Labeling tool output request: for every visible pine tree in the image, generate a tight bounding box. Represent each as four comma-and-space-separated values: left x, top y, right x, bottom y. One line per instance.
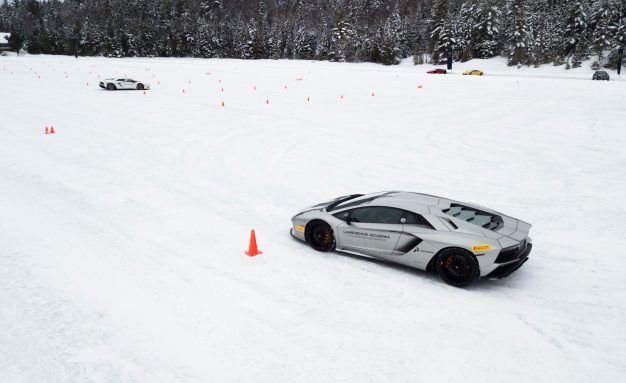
591, 0, 623, 64
328, 10, 354, 62
563, 0, 590, 67
428, 0, 451, 63
433, 22, 455, 64
8, 27, 23, 53
506, 0, 530, 66
379, 6, 404, 65
472, 4, 501, 59
294, 22, 316, 60
455, 2, 476, 62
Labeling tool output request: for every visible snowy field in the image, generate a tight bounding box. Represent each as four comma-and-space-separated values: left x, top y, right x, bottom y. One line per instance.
1, 55, 625, 383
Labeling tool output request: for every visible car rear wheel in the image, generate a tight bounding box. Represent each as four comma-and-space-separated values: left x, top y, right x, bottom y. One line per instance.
137, 83, 144, 90
435, 248, 480, 287
305, 221, 335, 252
106, 83, 116, 90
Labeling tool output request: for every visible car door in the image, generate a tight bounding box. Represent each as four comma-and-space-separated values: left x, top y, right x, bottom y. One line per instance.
335, 206, 404, 258
391, 211, 440, 268
115, 79, 128, 89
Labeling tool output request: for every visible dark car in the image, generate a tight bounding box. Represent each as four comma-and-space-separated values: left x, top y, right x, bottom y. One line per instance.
592, 71, 610, 81
427, 68, 447, 74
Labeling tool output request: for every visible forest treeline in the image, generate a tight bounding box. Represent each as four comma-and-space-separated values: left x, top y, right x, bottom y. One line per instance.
1, 0, 624, 68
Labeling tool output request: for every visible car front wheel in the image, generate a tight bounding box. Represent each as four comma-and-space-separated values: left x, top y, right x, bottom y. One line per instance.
305, 221, 335, 252
106, 83, 116, 90
435, 248, 480, 287
137, 83, 144, 90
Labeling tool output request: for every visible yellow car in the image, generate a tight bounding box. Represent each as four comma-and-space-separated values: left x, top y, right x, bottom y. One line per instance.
462, 70, 483, 76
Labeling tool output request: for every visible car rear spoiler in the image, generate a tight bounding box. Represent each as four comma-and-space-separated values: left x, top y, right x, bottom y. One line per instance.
326, 194, 364, 212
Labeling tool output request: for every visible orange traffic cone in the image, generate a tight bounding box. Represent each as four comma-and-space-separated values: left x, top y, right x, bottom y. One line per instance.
245, 230, 262, 256
221, 101, 225, 107
50, 126, 56, 134
45, 126, 49, 134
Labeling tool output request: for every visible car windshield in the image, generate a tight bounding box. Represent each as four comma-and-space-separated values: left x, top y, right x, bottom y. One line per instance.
330, 192, 392, 211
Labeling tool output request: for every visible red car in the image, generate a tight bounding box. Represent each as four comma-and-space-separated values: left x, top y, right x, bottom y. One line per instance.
427, 68, 447, 74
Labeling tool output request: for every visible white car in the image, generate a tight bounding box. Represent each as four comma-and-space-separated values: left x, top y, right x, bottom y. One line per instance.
291, 192, 532, 287
99, 78, 150, 91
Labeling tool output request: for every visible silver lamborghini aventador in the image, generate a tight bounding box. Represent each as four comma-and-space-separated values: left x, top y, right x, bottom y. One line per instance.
290, 192, 532, 287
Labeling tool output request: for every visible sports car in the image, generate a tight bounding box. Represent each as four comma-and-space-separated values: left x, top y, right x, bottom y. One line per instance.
462, 70, 483, 76
290, 192, 532, 287
99, 78, 150, 90
427, 68, 447, 74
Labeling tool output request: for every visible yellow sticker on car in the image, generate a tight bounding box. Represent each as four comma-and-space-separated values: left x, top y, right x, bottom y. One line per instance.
472, 244, 491, 252
294, 225, 305, 233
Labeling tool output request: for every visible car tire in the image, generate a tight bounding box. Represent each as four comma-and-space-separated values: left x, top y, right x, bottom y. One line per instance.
305, 220, 335, 252
137, 83, 144, 90
106, 83, 116, 91
435, 248, 480, 287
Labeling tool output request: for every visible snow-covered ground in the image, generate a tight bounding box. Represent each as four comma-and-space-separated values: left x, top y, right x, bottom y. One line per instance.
1, 55, 625, 383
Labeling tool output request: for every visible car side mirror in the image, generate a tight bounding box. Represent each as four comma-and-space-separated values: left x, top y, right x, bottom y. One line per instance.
346, 215, 352, 225
400, 217, 406, 224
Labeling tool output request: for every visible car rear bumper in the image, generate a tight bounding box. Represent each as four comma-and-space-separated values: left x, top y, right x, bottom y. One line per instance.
485, 243, 532, 279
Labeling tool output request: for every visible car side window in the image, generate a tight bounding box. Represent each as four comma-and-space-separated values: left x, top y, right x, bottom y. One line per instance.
402, 211, 435, 229
333, 210, 350, 222
350, 207, 403, 224
117, 79, 124, 81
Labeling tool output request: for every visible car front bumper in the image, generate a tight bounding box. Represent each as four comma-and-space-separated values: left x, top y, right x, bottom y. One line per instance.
290, 227, 306, 242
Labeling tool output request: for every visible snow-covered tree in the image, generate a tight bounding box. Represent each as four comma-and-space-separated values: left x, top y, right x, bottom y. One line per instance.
0, 0, 611, 67
472, 4, 502, 59
563, 0, 590, 67
506, 0, 530, 66
591, 0, 623, 63
328, 10, 354, 62
429, 0, 454, 64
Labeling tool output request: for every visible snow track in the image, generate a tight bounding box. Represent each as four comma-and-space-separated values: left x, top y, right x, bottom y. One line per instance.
1, 56, 625, 382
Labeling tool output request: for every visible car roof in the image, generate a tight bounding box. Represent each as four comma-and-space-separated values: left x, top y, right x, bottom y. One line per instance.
332, 191, 444, 214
